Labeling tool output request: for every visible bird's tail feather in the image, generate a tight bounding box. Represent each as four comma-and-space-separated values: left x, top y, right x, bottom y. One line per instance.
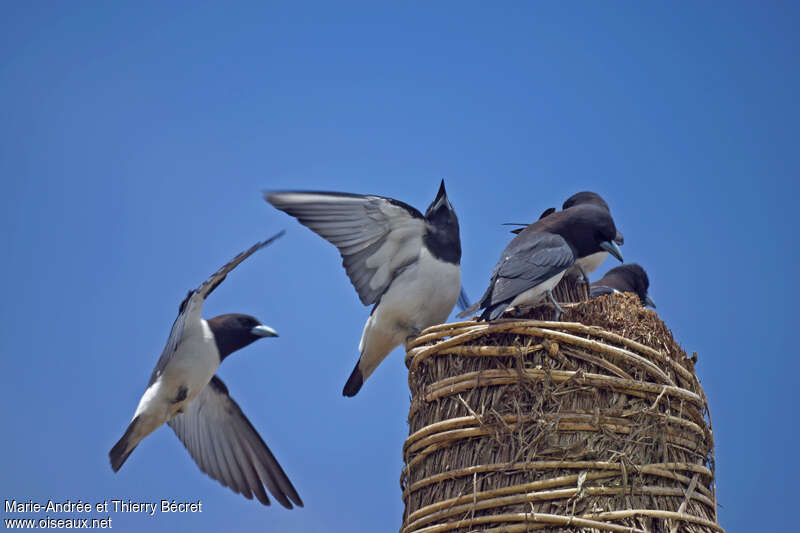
345, 314, 396, 397
456, 302, 482, 319
342, 364, 364, 397
109, 416, 141, 472
485, 302, 508, 321
456, 288, 472, 314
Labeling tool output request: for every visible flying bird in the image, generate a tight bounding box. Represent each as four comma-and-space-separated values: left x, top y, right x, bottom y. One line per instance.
590, 263, 656, 308
109, 232, 303, 509
505, 191, 624, 282
265, 180, 461, 397
458, 203, 623, 321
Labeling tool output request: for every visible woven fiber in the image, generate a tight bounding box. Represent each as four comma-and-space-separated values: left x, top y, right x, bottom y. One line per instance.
401, 290, 722, 533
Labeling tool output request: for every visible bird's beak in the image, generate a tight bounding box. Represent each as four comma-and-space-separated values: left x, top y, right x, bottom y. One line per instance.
614, 230, 624, 246
645, 295, 657, 308
429, 179, 452, 211
251, 325, 279, 338
599, 241, 624, 262
437, 179, 447, 198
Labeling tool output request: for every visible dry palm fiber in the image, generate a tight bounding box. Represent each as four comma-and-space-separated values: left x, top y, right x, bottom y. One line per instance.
401, 281, 722, 533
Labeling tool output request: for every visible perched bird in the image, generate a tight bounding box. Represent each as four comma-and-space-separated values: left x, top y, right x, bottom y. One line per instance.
590, 263, 656, 308
266, 180, 461, 397
505, 191, 624, 282
458, 203, 623, 321
109, 232, 303, 509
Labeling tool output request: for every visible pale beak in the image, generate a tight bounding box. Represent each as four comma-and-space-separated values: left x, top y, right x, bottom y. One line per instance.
599, 240, 624, 263
251, 325, 279, 338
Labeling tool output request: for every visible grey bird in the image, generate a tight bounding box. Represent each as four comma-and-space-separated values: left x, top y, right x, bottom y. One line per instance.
505, 191, 624, 283
458, 203, 623, 321
590, 263, 656, 308
109, 232, 303, 508
265, 180, 461, 397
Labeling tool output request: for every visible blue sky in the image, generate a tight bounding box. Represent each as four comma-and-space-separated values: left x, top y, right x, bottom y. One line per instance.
1, 2, 797, 531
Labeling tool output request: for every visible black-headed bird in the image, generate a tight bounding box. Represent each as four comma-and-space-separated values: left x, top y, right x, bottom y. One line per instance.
109, 232, 302, 508
590, 263, 656, 308
266, 181, 462, 397
459, 203, 622, 321
505, 191, 624, 282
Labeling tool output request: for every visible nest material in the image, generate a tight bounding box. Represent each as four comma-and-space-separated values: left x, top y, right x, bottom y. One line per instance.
401, 285, 722, 533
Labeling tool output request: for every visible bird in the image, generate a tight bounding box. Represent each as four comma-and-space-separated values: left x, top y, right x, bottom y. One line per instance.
504, 191, 624, 283
109, 231, 303, 509
265, 180, 461, 397
590, 263, 656, 308
458, 202, 623, 321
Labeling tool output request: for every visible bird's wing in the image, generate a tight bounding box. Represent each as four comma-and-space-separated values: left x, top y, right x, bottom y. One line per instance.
503, 208, 557, 235
500, 222, 530, 235
266, 191, 426, 305
485, 232, 575, 306
148, 232, 285, 386
168, 376, 302, 509
457, 232, 573, 318
456, 287, 472, 314
147, 309, 189, 386
589, 285, 616, 298
539, 207, 556, 219
194, 231, 285, 301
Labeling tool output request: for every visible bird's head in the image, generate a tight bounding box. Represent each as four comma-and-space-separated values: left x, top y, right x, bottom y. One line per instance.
423, 180, 461, 263
562, 191, 624, 245
207, 313, 278, 361
562, 191, 610, 212
622, 264, 656, 308
559, 206, 624, 263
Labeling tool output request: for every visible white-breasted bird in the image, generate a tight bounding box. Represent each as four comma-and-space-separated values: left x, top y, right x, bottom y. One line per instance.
266, 180, 461, 397
109, 231, 302, 508
459, 203, 623, 321
505, 191, 625, 283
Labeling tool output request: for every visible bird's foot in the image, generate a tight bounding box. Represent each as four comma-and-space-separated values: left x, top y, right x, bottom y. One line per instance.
547, 290, 565, 321
405, 328, 423, 346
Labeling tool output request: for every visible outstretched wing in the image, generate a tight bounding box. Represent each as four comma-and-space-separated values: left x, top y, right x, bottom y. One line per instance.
194, 230, 286, 302
168, 376, 303, 508
266, 191, 426, 305
148, 231, 285, 386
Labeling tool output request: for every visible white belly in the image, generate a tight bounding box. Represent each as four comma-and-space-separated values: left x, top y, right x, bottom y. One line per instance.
569, 251, 608, 278
509, 271, 565, 308
375, 247, 461, 334
134, 319, 219, 422
356, 248, 460, 379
